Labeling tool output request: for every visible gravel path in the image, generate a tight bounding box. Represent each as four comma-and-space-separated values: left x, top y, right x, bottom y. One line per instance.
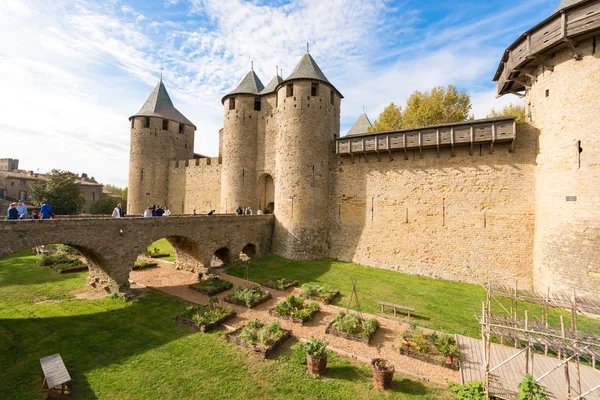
130, 264, 460, 386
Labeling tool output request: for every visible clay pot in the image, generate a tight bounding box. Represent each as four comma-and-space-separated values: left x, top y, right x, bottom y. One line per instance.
371, 358, 395, 390
306, 352, 327, 375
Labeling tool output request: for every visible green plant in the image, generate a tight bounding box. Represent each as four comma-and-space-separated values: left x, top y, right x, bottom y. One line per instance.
301, 283, 337, 303
208, 296, 219, 308
516, 374, 548, 400
181, 304, 233, 327
448, 381, 485, 400
38, 253, 85, 271
226, 286, 269, 307
238, 320, 284, 347
193, 276, 233, 295
274, 295, 319, 321
304, 337, 328, 359
373, 359, 393, 372
331, 312, 379, 338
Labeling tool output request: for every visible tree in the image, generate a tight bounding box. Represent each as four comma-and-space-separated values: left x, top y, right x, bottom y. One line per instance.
488, 103, 526, 123
90, 197, 126, 215
104, 184, 125, 197
30, 169, 85, 215
368, 102, 402, 132
402, 85, 472, 128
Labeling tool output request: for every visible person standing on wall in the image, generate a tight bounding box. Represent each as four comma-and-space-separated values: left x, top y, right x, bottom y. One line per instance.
40, 202, 53, 219
16, 200, 28, 218
143, 206, 153, 217
236, 206, 242, 215
154, 205, 165, 217
245, 207, 252, 215
163, 206, 171, 216
6, 203, 19, 220
112, 203, 123, 218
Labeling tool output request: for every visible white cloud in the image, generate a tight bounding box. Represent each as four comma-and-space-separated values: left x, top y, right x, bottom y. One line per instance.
0, 0, 554, 187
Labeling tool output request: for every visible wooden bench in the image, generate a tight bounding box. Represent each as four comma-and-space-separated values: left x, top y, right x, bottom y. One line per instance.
378, 301, 415, 319
40, 354, 71, 397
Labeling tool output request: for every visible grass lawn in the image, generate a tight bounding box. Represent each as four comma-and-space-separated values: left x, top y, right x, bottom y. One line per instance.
0, 250, 449, 400
145, 238, 176, 262
227, 256, 599, 339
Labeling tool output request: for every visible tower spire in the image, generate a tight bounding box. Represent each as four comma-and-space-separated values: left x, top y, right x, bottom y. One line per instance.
160, 67, 163, 82
306, 42, 309, 53
251, 61, 254, 71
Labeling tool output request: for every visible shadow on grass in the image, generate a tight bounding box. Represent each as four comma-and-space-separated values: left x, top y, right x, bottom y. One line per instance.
0, 250, 84, 288
388, 378, 429, 395
0, 291, 192, 400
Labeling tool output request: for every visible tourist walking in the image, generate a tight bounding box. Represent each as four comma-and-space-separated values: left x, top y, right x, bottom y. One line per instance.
16, 200, 28, 218
6, 203, 19, 220
112, 203, 124, 218
40, 202, 53, 219
236, 206, 242, 215
256, 208, 263, 215
143, 206, 153, 217
154, 205, 165, 217
163, 207, 171, 216
245, 207, 253, 215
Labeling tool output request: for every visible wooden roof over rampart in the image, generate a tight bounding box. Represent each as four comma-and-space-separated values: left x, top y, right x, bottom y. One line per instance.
494, 0, 600, 96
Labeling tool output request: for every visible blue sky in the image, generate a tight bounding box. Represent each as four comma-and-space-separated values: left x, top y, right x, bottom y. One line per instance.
0, 0, 558, 187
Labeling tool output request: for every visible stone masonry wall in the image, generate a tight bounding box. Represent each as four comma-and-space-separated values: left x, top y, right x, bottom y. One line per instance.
168, 157, 222, 214
328, 123, 538, 286
529, 39, 600, 298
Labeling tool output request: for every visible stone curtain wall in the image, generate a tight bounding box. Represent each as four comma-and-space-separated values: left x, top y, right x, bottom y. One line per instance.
168, 158, 222, 214
327, 123, 538, 286
529, 39, 600, 298
0, 215, 275, 293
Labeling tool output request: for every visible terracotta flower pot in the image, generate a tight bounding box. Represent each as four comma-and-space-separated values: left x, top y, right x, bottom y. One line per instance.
306, 352, 327, 375
371, 358, 394, 390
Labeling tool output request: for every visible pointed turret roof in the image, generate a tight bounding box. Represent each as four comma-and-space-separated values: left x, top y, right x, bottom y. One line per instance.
346, 113, 373, 136
221, 70, 265, 103
260, 74, 283, 95
278, 52, 343, 98
557, 0, 585, 11
129, 79, 195, 127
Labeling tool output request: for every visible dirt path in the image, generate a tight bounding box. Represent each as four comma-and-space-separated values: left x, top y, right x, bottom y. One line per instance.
130, 264, 460, 386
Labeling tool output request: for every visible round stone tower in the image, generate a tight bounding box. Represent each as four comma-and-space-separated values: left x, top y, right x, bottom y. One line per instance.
272, 52, 342, 259
128, 78, 195, 215
494, 0, 600, 298
220, 70, 264, 213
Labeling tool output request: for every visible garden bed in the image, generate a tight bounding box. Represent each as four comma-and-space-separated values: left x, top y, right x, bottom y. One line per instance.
325, 312, 379, 345
175, 304, 236, 333
300, 283, 339, 304
38, 253, 88, 274
260, 278, 298, 291
400, 328, 459, 370
132, 260, 158, 271
52, 265, 89, 274
148, 253, 171, 259
269, 295, 320, 325
188, 275, 233, 296
224, 286, 272, 308
225, 320, 292, 358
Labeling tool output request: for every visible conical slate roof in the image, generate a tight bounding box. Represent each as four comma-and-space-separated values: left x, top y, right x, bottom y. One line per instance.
279, 52, 343, 98
130, 79, 195, 127
221, 70, 265, 103
260, 74, 283, 94
346, 113, 372, 136
557, 0, 585, 11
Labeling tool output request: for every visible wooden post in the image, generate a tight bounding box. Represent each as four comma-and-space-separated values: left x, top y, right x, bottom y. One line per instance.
482, 302, 490, 400
561, 315, 571, 399
525, 310, 530, 374
572, 292, 582, 397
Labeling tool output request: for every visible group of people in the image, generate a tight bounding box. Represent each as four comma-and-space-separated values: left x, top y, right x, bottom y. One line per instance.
235, 206, 272, 216
5, 200, 54, 220
142, 205, 171, 217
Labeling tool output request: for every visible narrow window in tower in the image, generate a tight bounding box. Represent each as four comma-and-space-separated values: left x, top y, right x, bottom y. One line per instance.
179, 124, 184, 134
254, 97, 261, 111
545, 89, 550, 97
162, 119, 169, 130
330, 90, 334, 105
593, 36, 597, 55
229, 97, 236, 110
131, 119, 134, 129
577, 140, 583, 169
311, 82, 318, 97
144, 117, 150, 128
286, 84, 293, 97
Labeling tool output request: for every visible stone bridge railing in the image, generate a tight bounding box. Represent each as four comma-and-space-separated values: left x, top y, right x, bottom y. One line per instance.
0, 215, 275, 293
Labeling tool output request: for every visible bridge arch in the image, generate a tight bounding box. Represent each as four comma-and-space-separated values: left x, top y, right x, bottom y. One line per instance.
211, 247, 231, 267
240, 243, 257, 258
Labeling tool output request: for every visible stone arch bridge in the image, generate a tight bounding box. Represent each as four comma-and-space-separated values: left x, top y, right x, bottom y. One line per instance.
0, 215, 274, 293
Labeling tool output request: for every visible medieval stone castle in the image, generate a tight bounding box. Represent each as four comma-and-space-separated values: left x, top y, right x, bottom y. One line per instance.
127, 0, 600, 300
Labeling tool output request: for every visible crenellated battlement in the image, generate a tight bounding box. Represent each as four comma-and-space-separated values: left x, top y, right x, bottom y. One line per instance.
171, 157, 222, 170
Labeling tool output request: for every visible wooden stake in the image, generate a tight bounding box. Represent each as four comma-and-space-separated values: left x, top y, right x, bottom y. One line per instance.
561, 315, 572, 399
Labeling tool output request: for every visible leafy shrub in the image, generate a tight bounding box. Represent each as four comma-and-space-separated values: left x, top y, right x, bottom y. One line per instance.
226, 286, 269, 307
274, 295, 319, 321
132, 259, 156, 270
331, 312, 379, 339
239, 320, 284, 347
38, 253, 85, 271
516, 374, 548, 400
373, 359, 394, 372
301, 283, 338, 303
448, 381, 485, 400
180, 304, 233, 327
263, 277, 296, 290
193, 276, 233, 295
402, 327, 459, 360
304, 337, 328, 359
